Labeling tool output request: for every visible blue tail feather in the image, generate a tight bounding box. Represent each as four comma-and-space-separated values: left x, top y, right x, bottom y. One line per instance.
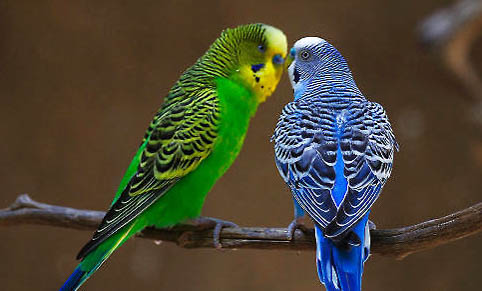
315, 213, 370, 291
59, 267, 86, 291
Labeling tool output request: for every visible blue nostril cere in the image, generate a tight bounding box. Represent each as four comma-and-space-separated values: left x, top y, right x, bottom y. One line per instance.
290, 48, 296, 57
251, 63, 264, 73
273, 54, 284, 65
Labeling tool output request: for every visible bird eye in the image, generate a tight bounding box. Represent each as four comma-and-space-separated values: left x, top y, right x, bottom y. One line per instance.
300, 50, 311, 61
257, 44, 266, 53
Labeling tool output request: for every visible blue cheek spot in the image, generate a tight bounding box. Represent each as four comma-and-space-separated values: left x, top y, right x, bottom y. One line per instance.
251, 63, 265, 73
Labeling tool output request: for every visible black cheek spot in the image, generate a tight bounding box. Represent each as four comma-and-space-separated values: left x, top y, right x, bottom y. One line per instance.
293, 67, 300, 83
261, 85, 264, 89
255, 76, 260, 83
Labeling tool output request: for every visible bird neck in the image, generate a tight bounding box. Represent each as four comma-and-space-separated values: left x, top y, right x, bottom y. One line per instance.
216, 77, 259, 118
295, 74, 363, 101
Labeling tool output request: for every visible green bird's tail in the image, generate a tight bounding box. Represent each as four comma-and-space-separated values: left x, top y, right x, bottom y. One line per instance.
59, 222, 138, 291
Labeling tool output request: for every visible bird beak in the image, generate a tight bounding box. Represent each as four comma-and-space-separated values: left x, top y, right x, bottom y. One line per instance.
284, 53, 294, 71
284, 47, 296, 71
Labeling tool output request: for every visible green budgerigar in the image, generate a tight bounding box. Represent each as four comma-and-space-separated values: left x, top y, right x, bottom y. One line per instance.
60, 23, 287, 290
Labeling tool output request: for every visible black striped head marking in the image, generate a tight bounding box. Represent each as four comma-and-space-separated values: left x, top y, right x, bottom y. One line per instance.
287, 37, 361, 99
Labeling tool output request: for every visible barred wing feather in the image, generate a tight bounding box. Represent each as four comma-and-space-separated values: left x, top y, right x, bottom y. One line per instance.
77, 86, 220, 259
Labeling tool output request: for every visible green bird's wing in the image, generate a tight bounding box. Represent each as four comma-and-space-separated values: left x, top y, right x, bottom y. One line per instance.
77, 85, 220, 259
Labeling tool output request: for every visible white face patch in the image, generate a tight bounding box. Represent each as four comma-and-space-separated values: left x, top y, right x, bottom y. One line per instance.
293, 37, 327, 51
288, 60, 296, 88
288, 37, 328, 92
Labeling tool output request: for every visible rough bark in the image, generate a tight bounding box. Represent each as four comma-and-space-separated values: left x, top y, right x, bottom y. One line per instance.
1, 194, 480, 259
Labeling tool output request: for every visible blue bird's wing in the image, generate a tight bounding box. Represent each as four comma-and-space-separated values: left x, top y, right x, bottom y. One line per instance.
325, 102, 397, 239
273, 99, 397, 239
273, 100, 338, 228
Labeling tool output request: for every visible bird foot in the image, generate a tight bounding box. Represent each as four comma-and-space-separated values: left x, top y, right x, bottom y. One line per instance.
287, 217, 309, 241
189, 216, 238, 249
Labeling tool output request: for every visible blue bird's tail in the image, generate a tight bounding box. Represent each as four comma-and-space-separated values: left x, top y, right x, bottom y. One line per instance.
315, 214, 370, 291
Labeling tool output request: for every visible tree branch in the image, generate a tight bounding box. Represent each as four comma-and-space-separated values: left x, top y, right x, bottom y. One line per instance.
1, 194, 481, 259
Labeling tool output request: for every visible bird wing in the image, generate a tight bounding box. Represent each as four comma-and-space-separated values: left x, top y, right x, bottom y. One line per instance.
77, 85, 220, 259
273, 101, 338, 228
273, 100, 397, 238
324, 101, 397, 238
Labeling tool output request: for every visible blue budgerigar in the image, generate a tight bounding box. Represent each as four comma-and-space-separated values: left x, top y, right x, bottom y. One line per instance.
273, 37, 398, 290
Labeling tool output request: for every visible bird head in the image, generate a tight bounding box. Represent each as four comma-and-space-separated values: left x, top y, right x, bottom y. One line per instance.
287, 37, 358, 99
218, 24, 288, 103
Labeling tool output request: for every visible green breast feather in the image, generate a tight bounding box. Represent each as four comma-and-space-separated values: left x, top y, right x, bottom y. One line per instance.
77, 52, 259, 260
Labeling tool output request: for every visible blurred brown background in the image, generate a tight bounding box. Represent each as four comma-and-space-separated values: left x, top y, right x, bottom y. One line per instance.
1, 1, 481, 290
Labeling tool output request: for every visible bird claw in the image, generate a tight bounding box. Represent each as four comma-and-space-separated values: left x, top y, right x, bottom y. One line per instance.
189, 216, 238, 249
287, 217, 309, 241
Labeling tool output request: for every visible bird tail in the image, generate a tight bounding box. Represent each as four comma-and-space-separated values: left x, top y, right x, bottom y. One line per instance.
59, 222, 137, 291
315, 213, 370, 291
59, 267, 86, 291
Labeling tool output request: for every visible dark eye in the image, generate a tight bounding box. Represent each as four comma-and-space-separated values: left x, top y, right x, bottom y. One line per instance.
300, 50, 311, 61
257, 44, 266, 53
